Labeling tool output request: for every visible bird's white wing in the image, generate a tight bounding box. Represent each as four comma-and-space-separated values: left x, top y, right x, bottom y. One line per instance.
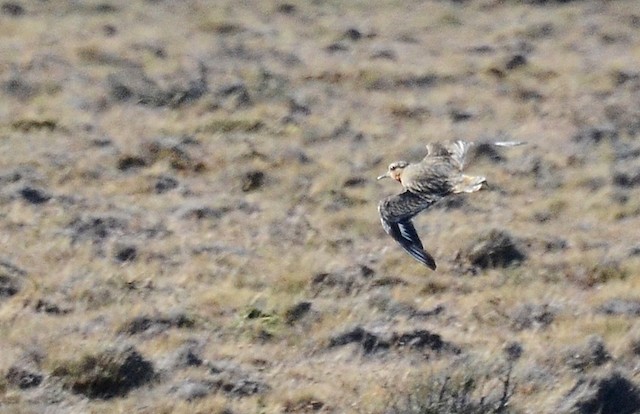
425, 140, 526, 170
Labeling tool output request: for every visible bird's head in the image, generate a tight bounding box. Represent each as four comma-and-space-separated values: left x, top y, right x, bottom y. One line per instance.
377, 161, 409, 182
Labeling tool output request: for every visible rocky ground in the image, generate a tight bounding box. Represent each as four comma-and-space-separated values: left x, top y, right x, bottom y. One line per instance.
1, 0, 640, 413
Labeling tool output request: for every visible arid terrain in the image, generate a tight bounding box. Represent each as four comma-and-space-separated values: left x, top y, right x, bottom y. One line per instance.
1, 0, 640, 413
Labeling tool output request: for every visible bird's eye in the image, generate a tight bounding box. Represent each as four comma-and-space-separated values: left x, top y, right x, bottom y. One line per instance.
390, 165, 396, 171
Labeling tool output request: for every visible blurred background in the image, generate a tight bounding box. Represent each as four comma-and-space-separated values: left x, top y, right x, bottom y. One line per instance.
1, 1, 640, 413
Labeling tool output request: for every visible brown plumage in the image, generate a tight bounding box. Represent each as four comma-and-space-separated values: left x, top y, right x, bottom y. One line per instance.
377, 140, 523, 270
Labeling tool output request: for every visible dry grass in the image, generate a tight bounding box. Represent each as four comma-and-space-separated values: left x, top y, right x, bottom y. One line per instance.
1, 0, 640, 413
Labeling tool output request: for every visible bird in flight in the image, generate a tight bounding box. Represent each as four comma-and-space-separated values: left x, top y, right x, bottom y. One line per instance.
377, 140, 523, 270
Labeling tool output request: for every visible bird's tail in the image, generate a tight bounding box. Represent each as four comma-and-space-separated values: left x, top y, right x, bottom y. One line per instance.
452, 174, 486, 193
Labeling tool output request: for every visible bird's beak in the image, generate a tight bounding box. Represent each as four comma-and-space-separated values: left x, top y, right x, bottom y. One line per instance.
377, 172, 390, 180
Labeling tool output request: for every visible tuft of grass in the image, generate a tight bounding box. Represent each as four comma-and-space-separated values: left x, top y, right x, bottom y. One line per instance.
566, 261, 629, 288
385, 361, 518, 414
438, 12, 463, 27
197, 117, 264, 134
233, 307, 282, 341
11, 118, 59, 132
51, 346, 154, 399
76, 45, 131, 66
196, 18, 244, 34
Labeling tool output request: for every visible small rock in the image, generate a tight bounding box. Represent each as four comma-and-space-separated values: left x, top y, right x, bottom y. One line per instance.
140, 136, 204, 171
344, 28, 362, 41
241, 170, 265, 192
107, 64, 208, 108
517, 88, 543, 101
117, 155, 147, 171
170, 379, 214, 401
449, 108, 473, 122
612, 69, 639, 86
468, 44, 495, 54
102, 24, 117, 36
107, 69, 163, 104
511, 303, 555, 331
284, 398, 325, 413
392, 330, 444, 351
309, 270, 363, 297
114, 245, 137, 263
35, 298, 72, 315
611, 141, 640, 161
154, 175, 179, 193
217, 82, 251, 107
218, 82, 248, 97
19, 186, 51, 204
526, 22, 554, 38
343, 176, 366, 187
612, 166, 640, 188
370, 48, 396, 60
514, 154, 563, 189
360, 265, 375, 278
505, 54, 527, 70
276, 3, 296, 14
158, 341, 203, 371
628, 338, 640, 356
378, 299, 444, 319
91, 138, 112, 147
12, 119, 57, 132
566, 336, 611, 372
0, 259, 26, 299
284, 301, 312, 325
179, 204, 230, 220
598, 298, 640, 316
3, 77, 35, 99
458, 229, 526, 271
396, 74, 438, 89
573, 124, 618, 145
68, 215, 128, 245
324, 189, 366, 211
173, 347, 203, 369
279, 146, 312, 164
216, 377, 270, 397
328, 326, 388, 354
558, 372, 640, 414
325, 42, 349, 53
52, 346, 154, 399
328, 326, 457, 355
5, 366, 43, 389
208, 362, 270, 397
119, 312, 195, 335
288, 96, 311, 116
542, 237, 568, 252
0, 274, 20, 298
94, 3, 117, 13
370, 276, 408, 287
1, 2, 24, 16
503, 341, 524, 361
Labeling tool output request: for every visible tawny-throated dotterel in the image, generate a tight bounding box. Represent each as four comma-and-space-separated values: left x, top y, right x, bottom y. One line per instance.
377, 140, 523, 270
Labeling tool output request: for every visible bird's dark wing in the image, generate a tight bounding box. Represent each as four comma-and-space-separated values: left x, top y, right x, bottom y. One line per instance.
381, 218, 437, 270
378, 191, 438, 270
